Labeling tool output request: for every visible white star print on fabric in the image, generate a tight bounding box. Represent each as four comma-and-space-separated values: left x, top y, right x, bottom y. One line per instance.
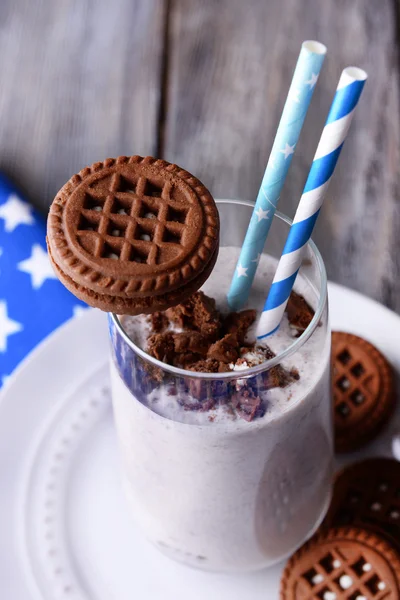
268, 154, 277, 170
0, 194, 35, 232
251, 253, 261, 264
0, 177, 89, 390
280, 143, 295, 159
237, 264, 248, 278
0, 301, 23, 352
290, 88, 301, 103
73, 305, 90, 319
305, 73, 319, 89
17, 244, 57, 290
255, 207, 269, 222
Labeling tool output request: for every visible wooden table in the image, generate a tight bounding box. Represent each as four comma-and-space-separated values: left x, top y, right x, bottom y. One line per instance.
1, 0, 399, 310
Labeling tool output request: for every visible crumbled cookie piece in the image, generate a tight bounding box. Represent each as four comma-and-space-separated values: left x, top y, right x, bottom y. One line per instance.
165, 291, 221, 339
207, 333, 240, 363
286, 291, 314, 335
147, 332, 175, 363
148, 311, 169, 333
173, 331, 210, 357
232, 388, 262, 422
223, 309, 257, 342
174, 352, 201, 369
240, 345, 275, 367
260, 364, 297, 391
189, 359, 230, 373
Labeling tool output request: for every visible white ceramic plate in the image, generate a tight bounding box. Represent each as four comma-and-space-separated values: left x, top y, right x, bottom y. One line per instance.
1, 283, 399, 600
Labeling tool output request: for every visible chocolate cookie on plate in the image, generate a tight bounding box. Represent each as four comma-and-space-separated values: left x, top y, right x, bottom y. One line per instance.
332, 332, 395, 453
281, 526, 400, 599
323, 458, 400, 550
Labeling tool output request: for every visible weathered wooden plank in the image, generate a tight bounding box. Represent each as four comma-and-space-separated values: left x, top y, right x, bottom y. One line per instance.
0, 0, 165, 213
164, 0, 400, 311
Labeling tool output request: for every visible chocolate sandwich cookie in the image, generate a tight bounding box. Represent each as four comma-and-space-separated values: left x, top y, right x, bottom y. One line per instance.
332, 332, 395, 453
323, 458, 400, 549
280, 527, 400, 599
47, 156, 219, 314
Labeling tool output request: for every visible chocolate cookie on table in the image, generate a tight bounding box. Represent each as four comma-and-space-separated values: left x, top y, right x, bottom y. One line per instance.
323, 458, 400, 550
280, 526, 400, 599
47, 156, 219, 314
332, 332, 395, 453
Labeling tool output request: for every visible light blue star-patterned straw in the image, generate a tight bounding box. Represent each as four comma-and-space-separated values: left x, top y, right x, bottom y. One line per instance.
257, 66, 368, 339
227, 40, 327, 311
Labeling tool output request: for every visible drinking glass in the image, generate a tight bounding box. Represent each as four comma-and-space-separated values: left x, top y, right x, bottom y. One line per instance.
109, 199, 333, 572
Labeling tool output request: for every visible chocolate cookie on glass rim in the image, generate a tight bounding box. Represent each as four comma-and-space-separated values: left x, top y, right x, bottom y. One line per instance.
47, 156, 219, 315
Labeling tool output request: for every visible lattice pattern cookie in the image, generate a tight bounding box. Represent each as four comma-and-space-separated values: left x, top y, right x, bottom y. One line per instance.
47, 156, 219, 314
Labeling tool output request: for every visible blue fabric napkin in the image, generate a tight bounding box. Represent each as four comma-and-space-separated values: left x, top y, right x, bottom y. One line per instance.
0, 174, 88, 389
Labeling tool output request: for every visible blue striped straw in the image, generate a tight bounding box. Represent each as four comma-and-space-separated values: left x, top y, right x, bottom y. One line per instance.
256, 66, 368, 339
227, 41, 327, 311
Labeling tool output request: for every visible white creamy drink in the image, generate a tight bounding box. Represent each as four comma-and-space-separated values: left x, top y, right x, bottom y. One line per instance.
109, 246, 333, 572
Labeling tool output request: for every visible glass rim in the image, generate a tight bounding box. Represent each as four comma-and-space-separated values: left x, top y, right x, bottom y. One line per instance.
110, 199, 328, 381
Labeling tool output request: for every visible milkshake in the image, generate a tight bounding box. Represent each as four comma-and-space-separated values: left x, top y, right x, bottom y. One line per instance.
45, 157, 333, 572
109, 201, 333, 571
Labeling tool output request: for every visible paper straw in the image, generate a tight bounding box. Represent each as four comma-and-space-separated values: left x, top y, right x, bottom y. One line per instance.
256, 66, 368, 339
227, 40, 327, 311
